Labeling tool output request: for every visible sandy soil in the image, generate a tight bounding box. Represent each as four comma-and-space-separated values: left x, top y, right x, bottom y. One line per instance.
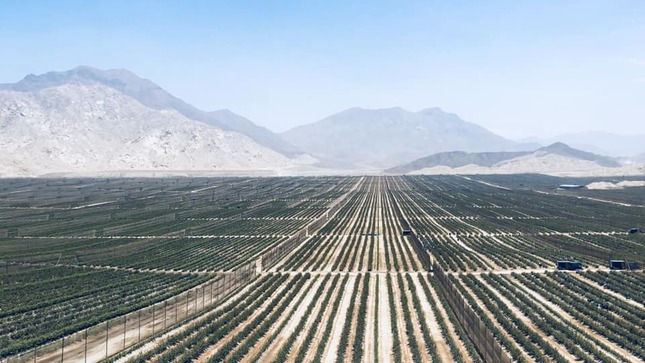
241, 276, 321, 362
475, 274, 580, 362
112, 277, 259, 363
571, 272, 643, 308
377, 274, 393, 363
194, 278, 295, 362
399, 275, 434, 362
421, 275, 473, 362
456, 275, 534, 363
301, 278, 345, 362
364, 274, 376, 363
287, 277, 337, 362
508, 274, 641, 362
35, 276, 234, 363
387, 274, 413, 363
409, 274, 454, 363
338, 275, 364, 361
322, 274, 356, 363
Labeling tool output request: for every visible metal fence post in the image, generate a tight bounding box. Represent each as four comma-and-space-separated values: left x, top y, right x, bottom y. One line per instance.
138, 310, 141, 342
123, 316, 127, 349
105, 320, 109, 359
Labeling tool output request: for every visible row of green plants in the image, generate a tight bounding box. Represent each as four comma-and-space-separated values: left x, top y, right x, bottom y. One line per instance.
0, 267, 210, 358
515, 272, 644, 359
583, 271, 645, 303
488, 273, 620, 362
124, 273, 282, 363
269, 274, 337, 362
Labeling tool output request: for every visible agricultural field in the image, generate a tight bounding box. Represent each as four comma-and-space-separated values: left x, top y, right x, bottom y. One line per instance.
1, 175, 644, 362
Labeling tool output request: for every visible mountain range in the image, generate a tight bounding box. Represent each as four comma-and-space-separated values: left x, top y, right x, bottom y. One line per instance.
281, 107, 536, 169
0, 66, 301, 158
386, 142, 644, 176
0, 66, 642, 177
518, 132, 645, 158
0, 83, 294, 177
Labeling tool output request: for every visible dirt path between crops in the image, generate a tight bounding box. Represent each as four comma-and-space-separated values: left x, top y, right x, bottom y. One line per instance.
571, 272, 644, 308
193, 279, 295, 363
409, 274, 454, 363
287, 277, 335, 362
242, 276, 321, 362
475, 275, 579, 362
456, 276, 534, 363
301, 277, 344, 362
507, 274, 641, 363
36, 277, 236, 363
388, 275, 413, 363
339, 276, 363, 361
364, 274, 376, 363
421, 275, 473, 362
378, 274, 393, 363
110, 277, 256, 363
322, 274, 356, 363
399, 275, 434, 362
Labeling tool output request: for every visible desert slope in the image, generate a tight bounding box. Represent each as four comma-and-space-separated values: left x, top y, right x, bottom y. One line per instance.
0, 84, 292, 177
0, 66, 302, 157
281, 107, 534, 168
388, 143, 644, 176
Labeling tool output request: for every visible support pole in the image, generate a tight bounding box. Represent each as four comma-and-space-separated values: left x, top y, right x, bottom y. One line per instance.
123, 316, 127, 349
138, 310, 141, 342
105, 320, 109, 359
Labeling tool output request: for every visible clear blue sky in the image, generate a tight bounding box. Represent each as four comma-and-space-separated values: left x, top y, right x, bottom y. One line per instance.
1, 0, 644, 138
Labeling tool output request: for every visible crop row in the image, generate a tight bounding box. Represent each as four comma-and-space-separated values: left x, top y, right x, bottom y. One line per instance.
0, 266, 210, 358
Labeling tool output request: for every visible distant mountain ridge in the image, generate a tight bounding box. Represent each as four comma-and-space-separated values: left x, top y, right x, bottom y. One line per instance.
386, 142, 633, 176
0, 66, 302, 157
518, 131, 645, 158
0, 83, 294, 177
386, 151, 528, 173
280, 107, 536, 168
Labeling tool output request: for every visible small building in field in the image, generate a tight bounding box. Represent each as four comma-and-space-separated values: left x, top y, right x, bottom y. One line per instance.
610, 260, 626, 269
556, 260, 582, 270
558, 184, 584, 190
610, 260, 640, 270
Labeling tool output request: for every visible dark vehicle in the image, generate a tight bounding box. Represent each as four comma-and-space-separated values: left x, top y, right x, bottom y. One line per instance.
556, 260, 582, 270
628, 228, 639, 234
402, 229, 411, 236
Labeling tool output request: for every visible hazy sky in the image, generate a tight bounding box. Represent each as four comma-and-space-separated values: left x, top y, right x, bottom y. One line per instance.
1, 0, 644, 139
